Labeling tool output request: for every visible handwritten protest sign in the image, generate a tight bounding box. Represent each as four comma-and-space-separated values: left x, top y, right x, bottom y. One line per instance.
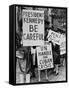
37, 41, 53, 70
60, 35, 66, 55
47, 30, 62, 45
22, 10, 44, 46
47, 30, 66, 55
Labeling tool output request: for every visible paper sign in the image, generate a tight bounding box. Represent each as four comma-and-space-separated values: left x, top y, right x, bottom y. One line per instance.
22, 10, 44, 46
47, 30, 62, 45
37, 41, 53, 70
47, 30, 66, 54
60, 35, 66, 55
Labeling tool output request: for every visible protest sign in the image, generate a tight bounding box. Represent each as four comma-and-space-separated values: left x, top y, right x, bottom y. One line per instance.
47, 30, 66, 54
22, 10, 44, 46
37, 41, 53, 70
47, 30, 62, 45
60, 35, 66, 55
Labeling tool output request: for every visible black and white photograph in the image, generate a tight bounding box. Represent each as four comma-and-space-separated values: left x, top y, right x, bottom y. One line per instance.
9, 5, 67, 85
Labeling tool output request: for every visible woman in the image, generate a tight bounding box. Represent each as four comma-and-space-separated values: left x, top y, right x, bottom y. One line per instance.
52, 42, 60, 75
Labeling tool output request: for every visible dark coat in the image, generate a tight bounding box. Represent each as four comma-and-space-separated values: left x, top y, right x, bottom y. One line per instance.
52, 43, 60, 64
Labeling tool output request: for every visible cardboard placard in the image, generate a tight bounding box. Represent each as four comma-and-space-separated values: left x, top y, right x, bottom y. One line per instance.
37, 41, 53, 70
47, 30, 62, 45
47, 30, 66, 55
22, 10, 44, 46
60, 35, 66, 55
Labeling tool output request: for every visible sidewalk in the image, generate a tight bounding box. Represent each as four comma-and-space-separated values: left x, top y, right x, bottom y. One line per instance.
48, 65, 66, 81
30, 63, 66, 83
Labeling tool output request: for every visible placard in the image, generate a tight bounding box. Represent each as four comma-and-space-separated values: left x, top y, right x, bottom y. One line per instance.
37, 41, 53, 70
60, 35, 66, 55
47, 30, 62, 45
22, 10, 44, 46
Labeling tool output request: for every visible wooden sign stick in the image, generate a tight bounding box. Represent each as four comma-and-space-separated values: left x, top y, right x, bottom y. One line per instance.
33, 52, 35, 65
45, 69, 48, 80
38, 70, 41, 82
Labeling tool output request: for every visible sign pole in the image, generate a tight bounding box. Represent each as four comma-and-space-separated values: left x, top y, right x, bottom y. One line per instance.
45, 69, 48, 80
33, 51, 35, 65
38, 69, 41, 82
26, 51, 30, 83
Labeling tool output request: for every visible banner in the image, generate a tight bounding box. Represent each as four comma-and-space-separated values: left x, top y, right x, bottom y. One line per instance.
37, 41, 53, 70
22, 10, 44, 46
47, 30, 62, 45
